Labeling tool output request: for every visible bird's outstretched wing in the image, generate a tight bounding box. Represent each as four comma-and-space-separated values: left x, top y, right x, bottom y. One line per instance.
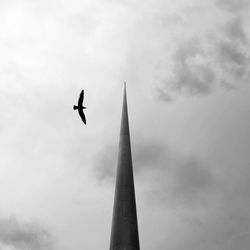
78, 108, 86, 124
78, 90, 84, 107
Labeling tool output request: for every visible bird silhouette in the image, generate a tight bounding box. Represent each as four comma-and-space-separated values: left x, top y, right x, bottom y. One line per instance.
73, 90, 87, 124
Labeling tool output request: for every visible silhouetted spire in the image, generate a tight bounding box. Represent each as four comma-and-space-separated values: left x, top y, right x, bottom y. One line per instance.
120, 82, 129, 136
110, 83, 140, 250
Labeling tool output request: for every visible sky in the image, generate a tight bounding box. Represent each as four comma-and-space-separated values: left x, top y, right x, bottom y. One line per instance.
0, 0, 250, 249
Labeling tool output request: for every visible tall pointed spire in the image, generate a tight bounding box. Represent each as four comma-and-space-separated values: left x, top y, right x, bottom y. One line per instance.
110, 83, 140, 250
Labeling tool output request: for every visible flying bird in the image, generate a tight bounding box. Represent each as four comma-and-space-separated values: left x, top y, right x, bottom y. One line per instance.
73, 90, 87, 124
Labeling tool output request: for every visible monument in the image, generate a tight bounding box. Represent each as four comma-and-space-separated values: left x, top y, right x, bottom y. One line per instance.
109, 83, 140, 250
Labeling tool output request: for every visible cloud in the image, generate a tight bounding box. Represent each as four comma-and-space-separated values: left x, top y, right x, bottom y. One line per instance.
156, 180, 250, 250
157, 31, 249, 100
0, 216, 53, 250
167, 38, 215, 96
146, 156, 217, 209
155, 2, 250, 101
215, 18, 250, 79
223, 18, 247, 44
216, 0, 250, 12
132, 137, 167, 172
172, 158, 214, 197
156, 37, 215, 99
156, 87, 173, 102
152, 149, 250, 250
93, 135, 216, 208
156, 211, 250, 250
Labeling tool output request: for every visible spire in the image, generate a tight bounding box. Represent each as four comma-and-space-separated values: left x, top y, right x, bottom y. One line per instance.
110, 83, 140, 250
120, 82, 129, 136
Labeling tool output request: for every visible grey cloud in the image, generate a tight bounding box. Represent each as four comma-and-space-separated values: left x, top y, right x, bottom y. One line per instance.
156, 87, 173, 102
147, 156, 216, 208
157, 38, 215, 99
132, 137, 167, 171
224, 18, 247, 44
216, 18, 250, 78
152, 158, 250, 250
220, 80, 237, 90
157, 17, 249, 101
216, 0, 250, 12
0, 216, 53, 250
217, 41, 248, 77
94, 136, 216, 208
157, 213, 250, 250
152, 139, 250, 250
157, 189, 250, 250
169, 39, 215, 96
172, 158, 214, 196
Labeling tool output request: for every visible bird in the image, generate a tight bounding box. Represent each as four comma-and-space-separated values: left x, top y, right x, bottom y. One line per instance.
73, 90, 87, 124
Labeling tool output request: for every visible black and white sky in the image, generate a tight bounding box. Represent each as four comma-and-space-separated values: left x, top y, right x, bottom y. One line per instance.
1, 0, 250, 249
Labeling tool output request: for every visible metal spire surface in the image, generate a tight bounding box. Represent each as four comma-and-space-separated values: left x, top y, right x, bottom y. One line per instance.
109, 83, 140, 250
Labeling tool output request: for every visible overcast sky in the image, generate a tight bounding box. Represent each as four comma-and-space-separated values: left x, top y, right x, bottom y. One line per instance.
1, 0, 250, 249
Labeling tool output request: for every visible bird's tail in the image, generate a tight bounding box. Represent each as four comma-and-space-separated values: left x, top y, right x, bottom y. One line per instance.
73, 105, 78, 110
